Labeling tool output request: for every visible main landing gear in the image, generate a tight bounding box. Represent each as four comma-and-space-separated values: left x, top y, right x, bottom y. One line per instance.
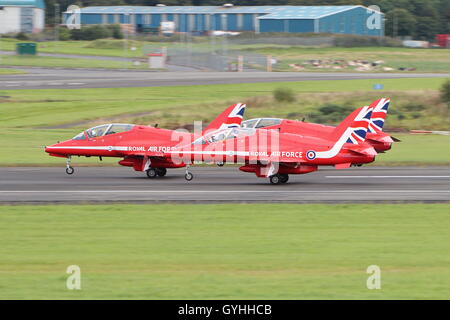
66, 157, 74, 175
146, 167, 167, 178
269, 173, 289, 185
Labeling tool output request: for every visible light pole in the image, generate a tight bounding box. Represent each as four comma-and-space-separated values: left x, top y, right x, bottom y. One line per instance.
54, 3, 60, 41
124, 12, 130, 69
221, 13, 228, 71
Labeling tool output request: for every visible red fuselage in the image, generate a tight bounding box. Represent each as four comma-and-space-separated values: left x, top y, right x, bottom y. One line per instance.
45, 125, 192, 171
171, 128, 376, 177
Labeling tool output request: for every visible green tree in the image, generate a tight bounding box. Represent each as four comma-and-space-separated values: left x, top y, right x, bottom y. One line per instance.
440, 79, 450, 103
385, 8, 417, 37
415, 17, 440, 40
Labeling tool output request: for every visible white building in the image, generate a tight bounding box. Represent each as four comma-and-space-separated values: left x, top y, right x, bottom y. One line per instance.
0, 0, 45, 34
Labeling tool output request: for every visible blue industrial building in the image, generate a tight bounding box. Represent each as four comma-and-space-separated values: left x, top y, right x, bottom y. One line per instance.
65, 5, 384, 36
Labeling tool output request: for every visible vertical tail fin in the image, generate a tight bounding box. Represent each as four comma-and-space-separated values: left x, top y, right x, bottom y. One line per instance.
329, 106, 373, 144
368, 98, 390, 133
203, 103, 246, 134
316, 106, 373, 159
345, 106, 373, 144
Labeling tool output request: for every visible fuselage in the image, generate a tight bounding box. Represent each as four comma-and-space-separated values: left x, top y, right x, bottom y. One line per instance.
45, 124, 192, 170
171, 127, 376, 177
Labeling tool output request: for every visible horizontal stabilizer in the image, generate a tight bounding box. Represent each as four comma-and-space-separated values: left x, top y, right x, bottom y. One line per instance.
335, 163, 351, 169
367, 135, 394, 144
347, 145, 378, 156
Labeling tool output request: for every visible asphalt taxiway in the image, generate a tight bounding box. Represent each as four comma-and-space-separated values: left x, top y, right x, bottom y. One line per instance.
1, 68, 449, 90
0, 166, 449, 204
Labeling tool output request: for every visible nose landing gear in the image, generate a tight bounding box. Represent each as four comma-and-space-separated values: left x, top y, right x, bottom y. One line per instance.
66, 157, 74, 175
185, 165, 193, 181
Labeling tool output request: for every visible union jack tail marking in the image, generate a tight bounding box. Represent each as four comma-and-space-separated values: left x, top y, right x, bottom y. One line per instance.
368, 98, 390, 133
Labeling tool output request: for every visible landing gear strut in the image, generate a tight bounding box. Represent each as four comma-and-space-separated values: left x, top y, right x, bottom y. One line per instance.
185, 165, 193, 181
66, 157, 74, 175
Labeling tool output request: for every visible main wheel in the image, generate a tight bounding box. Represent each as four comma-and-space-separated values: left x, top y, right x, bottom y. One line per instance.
65, 166, 74, 175
217, 162, 225, 167
269, 174, 280, 185
146, 168, 157, 178
185, 172, 193, 181
156, 168, 167, 177
279, 174, 289, 184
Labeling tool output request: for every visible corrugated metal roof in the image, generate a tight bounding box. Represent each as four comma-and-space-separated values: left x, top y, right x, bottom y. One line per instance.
74, 5, 363, 18
258, 6, 358, 19
0, 0, 45, 9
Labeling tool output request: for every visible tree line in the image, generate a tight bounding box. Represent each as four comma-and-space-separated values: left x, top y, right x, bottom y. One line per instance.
44, 0, 449, 40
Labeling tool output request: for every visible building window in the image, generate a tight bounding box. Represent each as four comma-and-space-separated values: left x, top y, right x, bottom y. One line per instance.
174, 14, 179, 31
114, 14, 120, 24
188, 14, 194, 32
143, 14, 151, 25
237, 14, 243, 30
253, 14, 259, 32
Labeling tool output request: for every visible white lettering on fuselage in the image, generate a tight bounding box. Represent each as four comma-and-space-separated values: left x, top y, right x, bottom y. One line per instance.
147, 146, 177, 152
127, 146, 177, 152
271, 151, 303, 158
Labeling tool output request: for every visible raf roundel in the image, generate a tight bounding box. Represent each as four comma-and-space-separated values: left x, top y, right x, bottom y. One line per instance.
306, 150, 316, 160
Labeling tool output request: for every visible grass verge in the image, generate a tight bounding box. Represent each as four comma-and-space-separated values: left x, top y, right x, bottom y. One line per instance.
0, 203, 449, 299
0, 68, 27, 75
0, 55, 146, 69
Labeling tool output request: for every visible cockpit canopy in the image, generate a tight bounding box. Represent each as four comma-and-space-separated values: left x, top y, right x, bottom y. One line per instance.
193, 127, 256, 145
241, 118, 282, 129
72, 124, 134, 140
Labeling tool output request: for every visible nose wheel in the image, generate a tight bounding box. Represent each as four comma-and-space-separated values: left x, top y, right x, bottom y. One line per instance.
66, 166, 74, 175
65, 157, 74, 175
185, 165, 193, 181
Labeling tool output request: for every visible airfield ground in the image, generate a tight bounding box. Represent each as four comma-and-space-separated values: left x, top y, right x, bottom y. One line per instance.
0, 43, 449, 299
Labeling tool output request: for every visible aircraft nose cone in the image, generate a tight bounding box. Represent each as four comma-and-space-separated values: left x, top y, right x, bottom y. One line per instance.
45, 143, 59, 154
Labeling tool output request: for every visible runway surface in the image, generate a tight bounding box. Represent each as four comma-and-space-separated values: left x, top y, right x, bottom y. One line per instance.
1, 166, 449, 204
1, 68, 449, 90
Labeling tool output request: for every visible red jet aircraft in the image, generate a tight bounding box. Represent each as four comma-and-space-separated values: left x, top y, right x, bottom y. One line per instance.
45, 103, 247, 177
241, 98, 397, 153
167, 104, 377, 184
